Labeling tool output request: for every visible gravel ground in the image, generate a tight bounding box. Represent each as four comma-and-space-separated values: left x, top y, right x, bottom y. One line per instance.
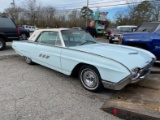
0, 56, 120, 120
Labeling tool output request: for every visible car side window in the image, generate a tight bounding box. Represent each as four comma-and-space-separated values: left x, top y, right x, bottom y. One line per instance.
36, 31, 62, 46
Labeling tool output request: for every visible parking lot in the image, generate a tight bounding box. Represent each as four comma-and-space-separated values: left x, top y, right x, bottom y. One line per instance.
0, 40, 121, 120
0, 40, 160, 120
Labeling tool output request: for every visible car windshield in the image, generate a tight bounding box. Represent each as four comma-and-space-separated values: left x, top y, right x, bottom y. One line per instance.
61, 30, 97, 47
136, 22, 159, 32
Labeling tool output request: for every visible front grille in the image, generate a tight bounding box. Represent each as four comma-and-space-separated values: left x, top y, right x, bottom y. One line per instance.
140, 69, 149, 77
132, 60, 154, 81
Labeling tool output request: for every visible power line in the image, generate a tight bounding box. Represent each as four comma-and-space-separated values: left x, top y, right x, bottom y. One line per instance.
54, 0, 127, 8
54, 0, 113, 6
59, 0, 157, 11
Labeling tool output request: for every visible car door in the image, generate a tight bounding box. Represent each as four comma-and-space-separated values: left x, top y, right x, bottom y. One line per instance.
35, 31, 63, 71
152, 31, 160, 60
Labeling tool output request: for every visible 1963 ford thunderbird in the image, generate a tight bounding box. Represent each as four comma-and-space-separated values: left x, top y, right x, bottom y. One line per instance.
12, 28, 156, 92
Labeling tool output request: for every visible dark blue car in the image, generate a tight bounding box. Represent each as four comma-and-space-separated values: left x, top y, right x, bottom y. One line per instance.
122, 22, 160, 61
19, 27, 30, 40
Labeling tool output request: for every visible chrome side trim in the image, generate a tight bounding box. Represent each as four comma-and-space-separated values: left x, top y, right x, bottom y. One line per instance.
19, 41, 132, 74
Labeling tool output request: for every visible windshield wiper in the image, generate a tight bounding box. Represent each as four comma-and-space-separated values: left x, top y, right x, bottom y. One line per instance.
79, 40, 97, 46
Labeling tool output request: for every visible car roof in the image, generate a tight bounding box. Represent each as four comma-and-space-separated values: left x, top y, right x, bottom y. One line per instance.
117, 25, 137, 28
28, 28, 74, 42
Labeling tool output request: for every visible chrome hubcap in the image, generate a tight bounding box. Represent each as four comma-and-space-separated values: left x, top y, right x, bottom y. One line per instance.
25, 57, 31, 63
21, 34, 27, 40
81, 69, 98, 89
0, 41, 2, 48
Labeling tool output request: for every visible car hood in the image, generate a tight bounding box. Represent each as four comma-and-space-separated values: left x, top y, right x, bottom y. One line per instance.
122, 32, 153, 38
70, 43, 153, 70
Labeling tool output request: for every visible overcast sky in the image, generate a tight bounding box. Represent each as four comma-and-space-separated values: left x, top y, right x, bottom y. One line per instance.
0, 0, 144, 20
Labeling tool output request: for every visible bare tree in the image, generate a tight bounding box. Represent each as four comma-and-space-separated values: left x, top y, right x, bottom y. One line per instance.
151, 1, 160, 21
24, 0, 38, 25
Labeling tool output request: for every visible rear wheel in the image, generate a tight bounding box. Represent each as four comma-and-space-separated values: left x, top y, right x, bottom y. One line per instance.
25, 57, 34, 65
20, 34, 27, 40
0, 38, 6, 51
79, 65, 103, 92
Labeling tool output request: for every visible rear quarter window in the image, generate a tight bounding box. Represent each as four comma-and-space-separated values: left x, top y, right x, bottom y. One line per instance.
0, 18, 16, 28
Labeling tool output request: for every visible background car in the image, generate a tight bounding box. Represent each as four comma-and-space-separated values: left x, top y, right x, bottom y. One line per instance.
122, 22, 160, 61
12, 28, 155, 92
105, 27, 117, 39
22, 25, 38, 32
109, 25, 137, 44
19, 27, 30, 40
72, 27, 82, 30
0, 16, 19, 50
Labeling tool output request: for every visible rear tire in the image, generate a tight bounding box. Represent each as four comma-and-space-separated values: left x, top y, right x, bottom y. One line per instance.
0, 38, 6, 51
20, 34, 27, 40
25, 57, 34, 65
79, 65, 103, 92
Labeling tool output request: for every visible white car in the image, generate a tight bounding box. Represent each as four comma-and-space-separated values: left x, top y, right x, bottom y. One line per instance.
109, 25, 137, 44
12, 28, 156, 92
22, 25, 38, 32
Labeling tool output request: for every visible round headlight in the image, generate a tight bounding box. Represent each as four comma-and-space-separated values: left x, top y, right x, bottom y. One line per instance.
131, 68, 139, 79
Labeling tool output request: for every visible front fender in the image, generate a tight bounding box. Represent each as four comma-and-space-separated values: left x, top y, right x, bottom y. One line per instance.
61, 49, 131, 83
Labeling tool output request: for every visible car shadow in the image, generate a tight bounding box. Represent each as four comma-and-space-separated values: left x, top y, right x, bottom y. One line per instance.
5, 45, 13, 51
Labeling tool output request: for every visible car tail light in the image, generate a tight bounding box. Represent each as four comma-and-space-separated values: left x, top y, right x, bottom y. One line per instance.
17, 28, 20, 35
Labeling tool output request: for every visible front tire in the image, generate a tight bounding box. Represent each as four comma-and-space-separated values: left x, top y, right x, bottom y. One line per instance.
0, 38, 6, 51
79, 65, 103, 92
25, 57, 34, 65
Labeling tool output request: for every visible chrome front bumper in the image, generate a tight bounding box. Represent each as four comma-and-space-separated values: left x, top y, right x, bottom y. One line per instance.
102, 75, 132, 90
102, 59, 155, 90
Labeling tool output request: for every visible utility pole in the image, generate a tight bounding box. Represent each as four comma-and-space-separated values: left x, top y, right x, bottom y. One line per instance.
13, 0, 16, 9
86, 0, 89, 27
12, 0, 17, 23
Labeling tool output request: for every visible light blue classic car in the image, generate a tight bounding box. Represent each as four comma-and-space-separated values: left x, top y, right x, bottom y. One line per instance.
12, 28, 156, 92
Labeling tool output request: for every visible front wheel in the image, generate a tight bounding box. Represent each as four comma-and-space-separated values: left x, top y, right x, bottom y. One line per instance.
79, 65, 103, 92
